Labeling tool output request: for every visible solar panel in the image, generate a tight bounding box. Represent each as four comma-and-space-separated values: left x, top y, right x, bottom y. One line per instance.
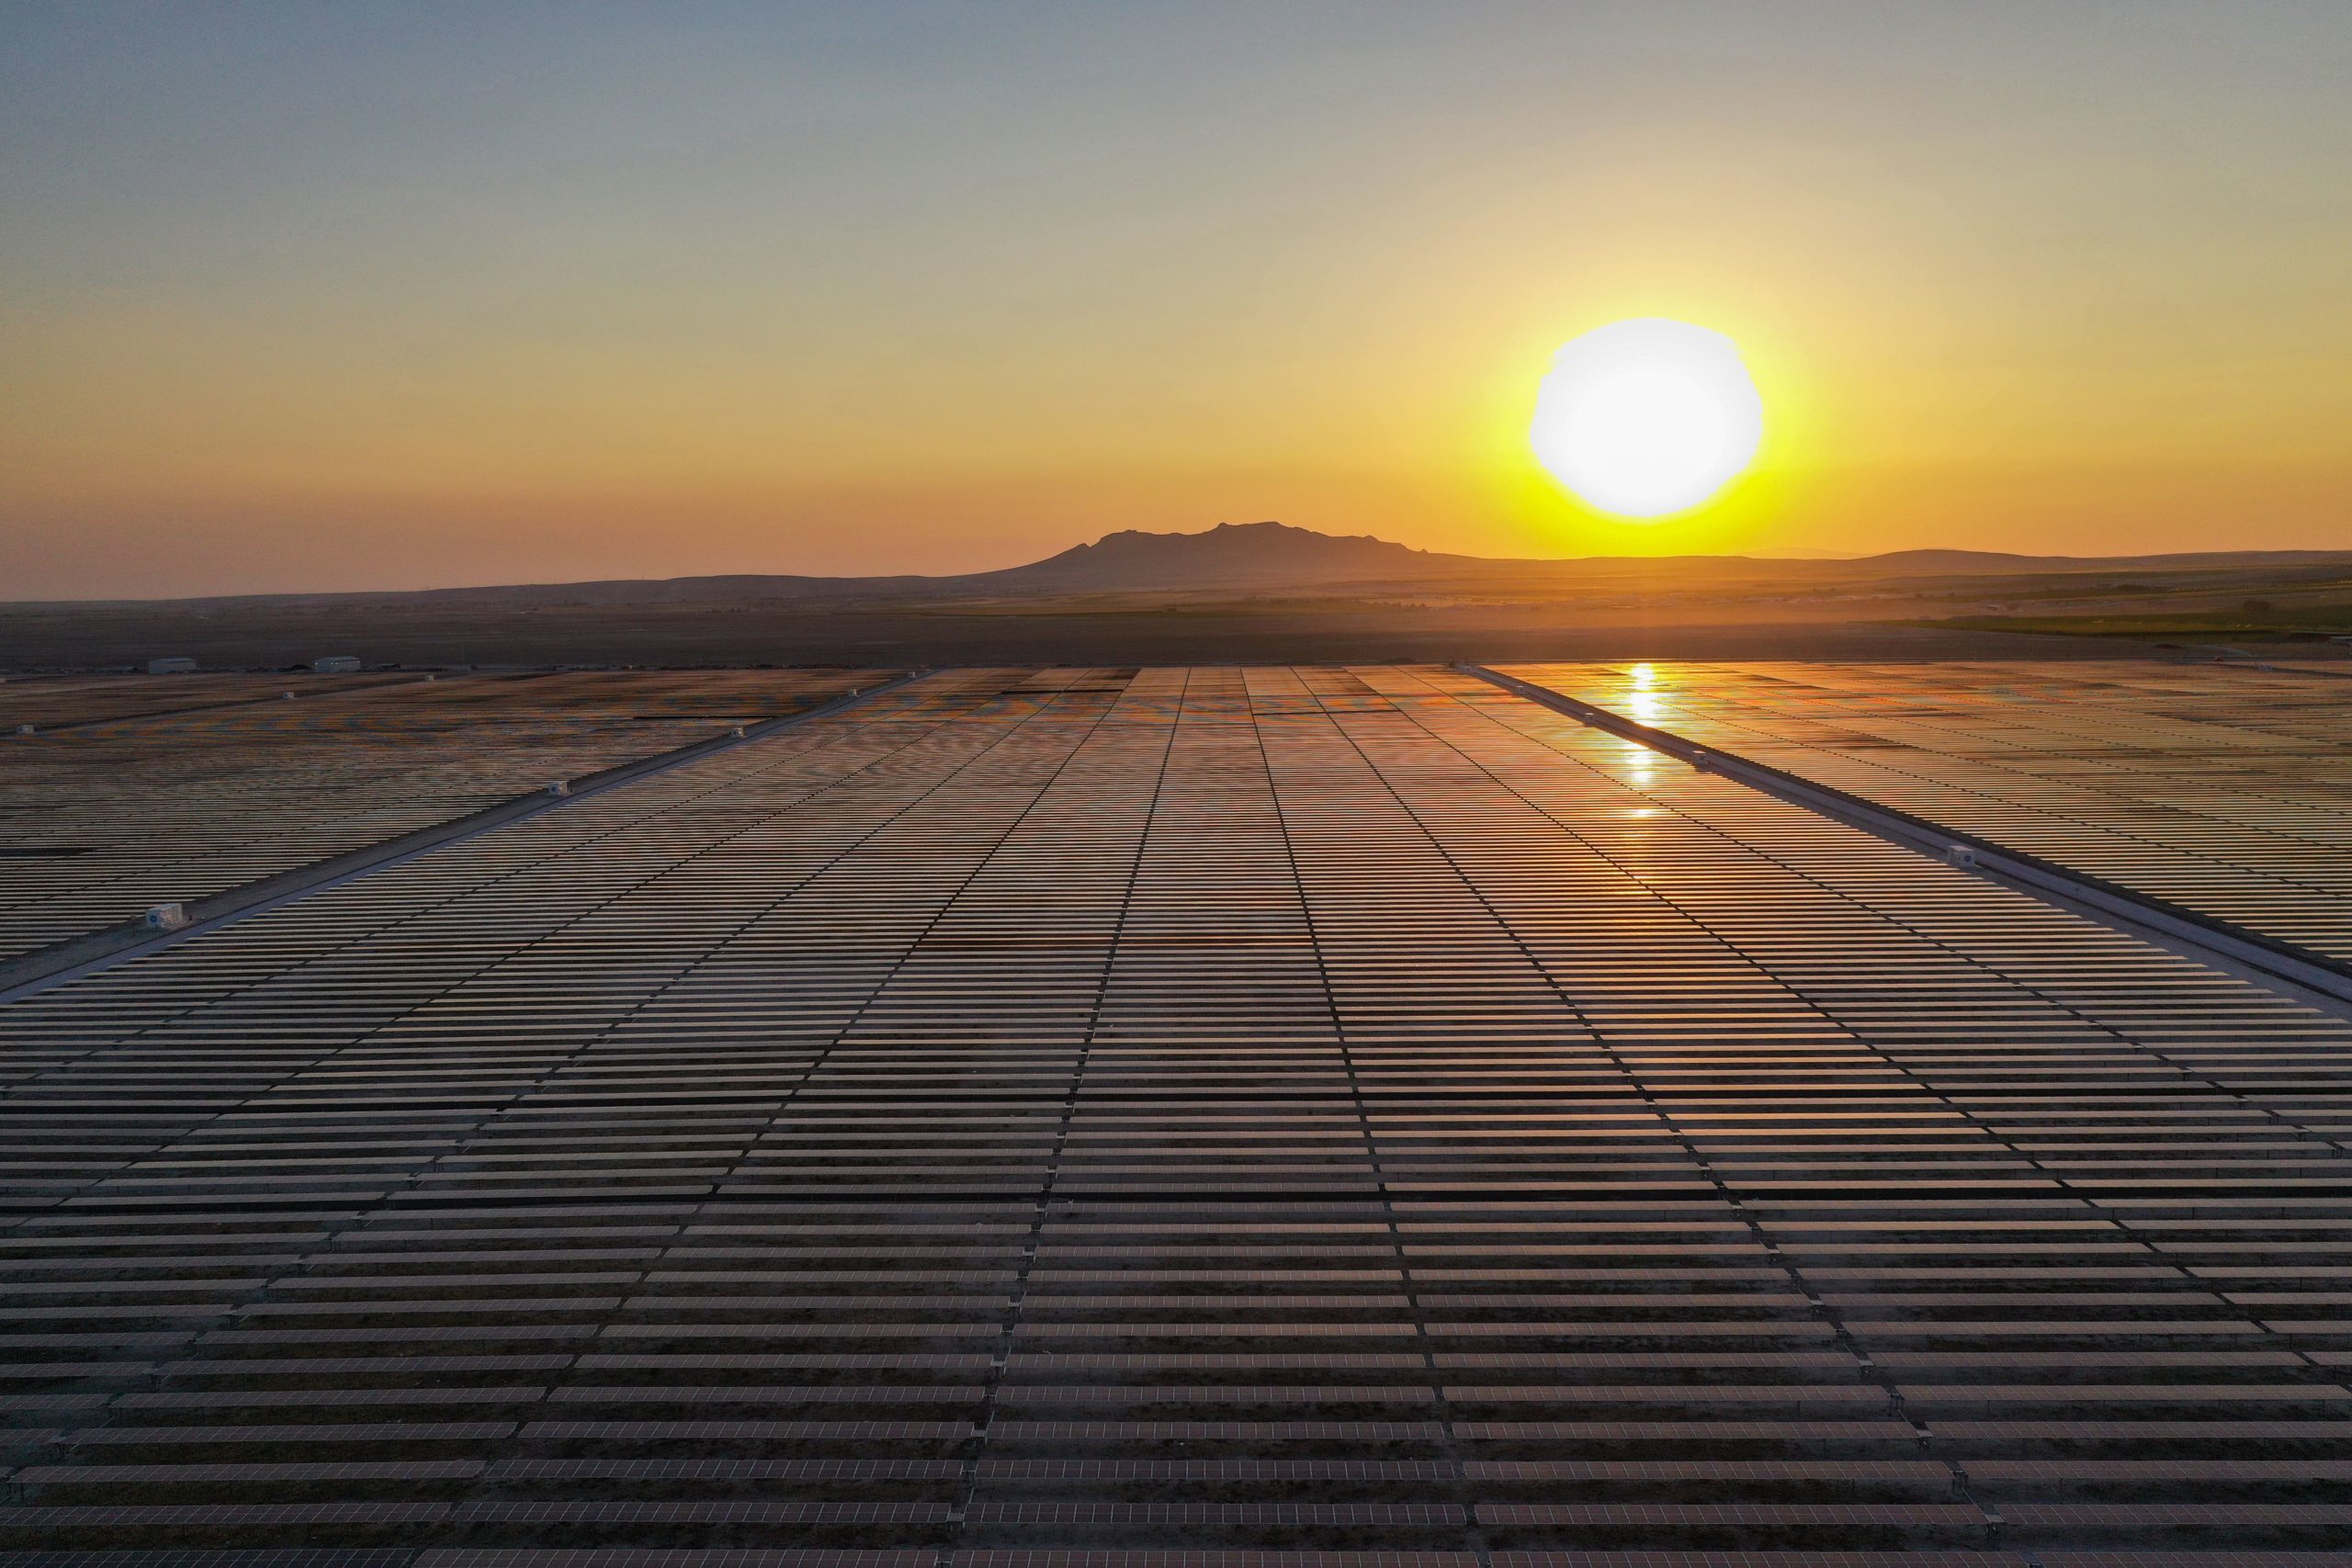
4, 664, 2350, 1557
1493, 660, 2352, 967
0, 669, 892, 963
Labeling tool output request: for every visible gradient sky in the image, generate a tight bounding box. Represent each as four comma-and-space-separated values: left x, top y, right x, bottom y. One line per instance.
5, 1, 2349, 597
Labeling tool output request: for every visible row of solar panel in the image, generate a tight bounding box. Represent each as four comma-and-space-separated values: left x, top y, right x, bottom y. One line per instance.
1493, 660, 2352, 964
5, 666, 2351, 1554
0, 669, 891, 961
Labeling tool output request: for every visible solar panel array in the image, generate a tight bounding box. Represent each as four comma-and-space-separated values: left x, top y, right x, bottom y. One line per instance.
1498, 660, 2352, 966
1, 663, 2350, 1568
1, 671, 418, 732
0, 670, 889, 962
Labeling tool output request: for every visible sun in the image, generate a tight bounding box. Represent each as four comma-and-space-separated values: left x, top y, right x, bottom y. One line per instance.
1529, 318, 1763, 517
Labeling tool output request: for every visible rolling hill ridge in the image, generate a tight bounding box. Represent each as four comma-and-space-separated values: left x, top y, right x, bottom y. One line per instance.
19, 521, 2352, 608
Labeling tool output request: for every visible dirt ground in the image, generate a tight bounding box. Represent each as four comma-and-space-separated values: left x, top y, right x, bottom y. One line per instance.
0, 597, 2213, 671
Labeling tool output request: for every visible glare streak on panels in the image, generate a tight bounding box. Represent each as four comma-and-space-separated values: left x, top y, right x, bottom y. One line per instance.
2, 666, 2352, 1562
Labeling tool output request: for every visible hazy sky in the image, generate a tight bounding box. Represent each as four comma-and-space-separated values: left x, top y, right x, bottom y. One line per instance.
6, 1, 2349, 596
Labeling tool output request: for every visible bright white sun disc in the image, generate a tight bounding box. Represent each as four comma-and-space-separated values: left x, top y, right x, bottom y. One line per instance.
1530, 318, 1762, 516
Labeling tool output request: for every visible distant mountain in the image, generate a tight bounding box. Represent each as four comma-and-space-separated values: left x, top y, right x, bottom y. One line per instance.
16, 523, 2352, 608
976, 521, 1466, 590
